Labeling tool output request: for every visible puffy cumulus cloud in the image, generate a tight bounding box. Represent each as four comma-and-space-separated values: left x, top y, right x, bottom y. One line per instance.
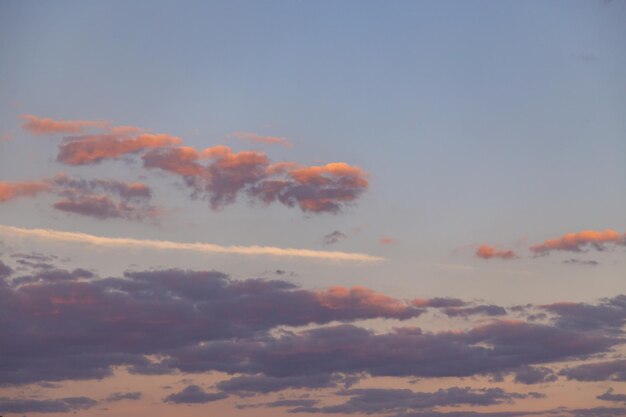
144, 145, 369, 213
163, 385, 228, 404
286, 387, 539, 415
560, 360, 626, 382
0, 265, 421, 385
530, 229, 626, 256
476, 245, 517, 260
231, 131, 292, 148
57, 132, 182, 165
0, 395, 97, 413
0, 180, 52, 202
20, 114, 109, 135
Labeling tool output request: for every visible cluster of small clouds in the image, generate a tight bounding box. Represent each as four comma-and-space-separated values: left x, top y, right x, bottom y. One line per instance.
475, 229, 626, 264
0, 173, 158, 221
1, 254, 626, 415
11, 114, 369, 215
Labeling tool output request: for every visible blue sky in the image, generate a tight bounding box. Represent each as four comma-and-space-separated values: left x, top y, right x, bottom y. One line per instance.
1, 1, 626, 416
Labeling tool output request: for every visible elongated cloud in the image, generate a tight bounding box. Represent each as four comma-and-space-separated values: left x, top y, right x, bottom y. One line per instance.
58, 133, 182, 165
530, 229, 626, 256
0, 225, 383, 262
231, 131, 292, 147
0, 180, 52, 202
20, 114, 109, 135
476, 245, 517, 260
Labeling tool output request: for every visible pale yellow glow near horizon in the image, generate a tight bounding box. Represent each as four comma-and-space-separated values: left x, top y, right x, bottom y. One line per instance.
0, 224, 385, 262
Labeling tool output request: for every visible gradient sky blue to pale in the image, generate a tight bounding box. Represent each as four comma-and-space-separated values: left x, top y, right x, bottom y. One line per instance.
1, 1, 626, 416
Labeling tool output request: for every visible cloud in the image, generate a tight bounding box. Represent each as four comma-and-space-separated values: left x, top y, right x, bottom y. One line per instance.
163, 320, 617, 379
20, 114, 109, 135
412, 297, 467, 308
290, 387, 537, 415
0, 396, 97, 413
57, 132, 182, 165
0, 265, 419, 384
231, 131, 292, 148
476, 245, 517, 260
0, 175, 159, 221
145, 146, 369, 213
217, 374, 350, 395
0, 225, 384, 262
52, 174, 158, 221
512, 366, 557, 385
598, 389, 626, 404
163, 385, 228, 404
442, 304, 507, 318
105, 391, 142, 402
563, 259, 600, 266
379, 236, 396, 245
530, 229, 626, 256
0, 180, 52, 202
324, 230, 347, 245
541, 295, 626, 332
560, 360, 626, 381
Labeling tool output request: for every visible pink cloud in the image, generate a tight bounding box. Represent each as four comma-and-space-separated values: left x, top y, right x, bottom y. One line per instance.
0, 180, 52, 202
57, 133, 182, 165
379, 236, 395, 245
476, 245, 517, 260
530, 229, 626, 256
20, 114, 109, 135
231, 131, 292, 148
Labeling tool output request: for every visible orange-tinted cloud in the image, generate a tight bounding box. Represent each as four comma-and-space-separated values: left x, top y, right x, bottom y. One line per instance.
314, 286, 419, 318
476, 245, 517, 260
0, 180, 52, 202
57, 133, 182, 165
231, 131, 292, 148
379, 236, 395, 245
530, 229, 626, 256
20, 114, 109, 135
145, 145, 369, 213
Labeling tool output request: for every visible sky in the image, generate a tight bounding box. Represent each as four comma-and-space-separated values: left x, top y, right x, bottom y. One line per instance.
0, 0, 625, 416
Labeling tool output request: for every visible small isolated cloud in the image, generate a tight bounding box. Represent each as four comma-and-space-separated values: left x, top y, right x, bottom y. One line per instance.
20, 114, 109, 135
563, 259, 600, 266
476, 245, 517, 260
1, 131, 14, 142
231, 131, 292, 148
530, 229, 626, 256
379, 236, 396, 245
163, 385, 228, 404
324, 230, 347, 245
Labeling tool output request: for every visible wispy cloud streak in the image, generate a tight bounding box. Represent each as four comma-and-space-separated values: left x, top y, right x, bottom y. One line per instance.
0, 225, 384, 262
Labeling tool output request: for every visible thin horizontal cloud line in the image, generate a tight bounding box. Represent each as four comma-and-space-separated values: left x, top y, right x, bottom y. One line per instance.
0, 225, 384, 262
